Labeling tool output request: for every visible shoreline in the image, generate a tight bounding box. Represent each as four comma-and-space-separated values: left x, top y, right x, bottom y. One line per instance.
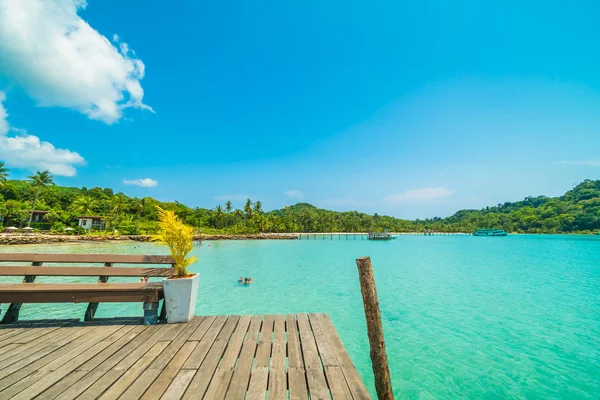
0, 233, 300, 245
0, 231, 596, 245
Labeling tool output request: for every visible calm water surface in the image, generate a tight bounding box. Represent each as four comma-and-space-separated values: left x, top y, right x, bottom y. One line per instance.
1, 235, 599, 399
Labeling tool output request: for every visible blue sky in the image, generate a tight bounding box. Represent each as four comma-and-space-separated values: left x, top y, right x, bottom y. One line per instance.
0, 0, 598, 219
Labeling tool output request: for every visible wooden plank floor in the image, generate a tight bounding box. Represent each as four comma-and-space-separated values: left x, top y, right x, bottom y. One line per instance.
0, 314, 371, 400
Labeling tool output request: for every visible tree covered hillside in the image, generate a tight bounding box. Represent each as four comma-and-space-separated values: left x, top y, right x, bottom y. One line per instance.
0, 167, 598, 234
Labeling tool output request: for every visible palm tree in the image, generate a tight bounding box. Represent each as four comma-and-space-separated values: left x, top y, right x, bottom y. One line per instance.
225, 200, 232, 228
0, 162, 8, 186
253, 200, 263, 214
111, 194, 127, 234
243, 198, 253, 225
134, 198, 145, 230
27, 170, 54, 226
233, 209, 243, 224
214, 205, 224, 228
72, 196, 99, 216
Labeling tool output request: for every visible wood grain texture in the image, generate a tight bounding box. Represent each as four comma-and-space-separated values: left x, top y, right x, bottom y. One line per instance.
0, 314, 372, 400
0, 253, 174, 264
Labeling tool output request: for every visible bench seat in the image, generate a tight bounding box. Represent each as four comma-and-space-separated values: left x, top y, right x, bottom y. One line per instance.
0, 282, 164, 303
0, 253, 174, 324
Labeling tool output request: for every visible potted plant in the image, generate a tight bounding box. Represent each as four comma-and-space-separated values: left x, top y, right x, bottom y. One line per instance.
152, 206, 199, 323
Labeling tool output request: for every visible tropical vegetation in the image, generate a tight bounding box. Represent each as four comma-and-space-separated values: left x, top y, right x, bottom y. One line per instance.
0, 165, 599, 235
151, 206, 196, 277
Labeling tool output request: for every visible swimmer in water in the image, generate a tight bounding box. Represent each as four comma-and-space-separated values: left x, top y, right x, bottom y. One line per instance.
238, 276, 243, 284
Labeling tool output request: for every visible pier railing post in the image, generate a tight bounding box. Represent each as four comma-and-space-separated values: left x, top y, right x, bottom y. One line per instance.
356, 256, 395, 400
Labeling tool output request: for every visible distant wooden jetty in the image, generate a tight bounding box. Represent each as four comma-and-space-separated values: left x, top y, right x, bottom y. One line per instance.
296, 232, 470, 240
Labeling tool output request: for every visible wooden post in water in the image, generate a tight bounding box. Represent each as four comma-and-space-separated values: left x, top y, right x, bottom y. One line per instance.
356, 256, 395, 400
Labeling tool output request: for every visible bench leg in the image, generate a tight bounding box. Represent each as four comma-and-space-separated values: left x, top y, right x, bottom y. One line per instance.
84, 303, 99, 322
1, 303, 22, 324
159, 300, 167, 321
143, 302, 159, 325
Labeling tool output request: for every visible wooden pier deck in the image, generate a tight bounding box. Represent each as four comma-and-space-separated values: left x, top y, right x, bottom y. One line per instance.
0, 314, 371, 400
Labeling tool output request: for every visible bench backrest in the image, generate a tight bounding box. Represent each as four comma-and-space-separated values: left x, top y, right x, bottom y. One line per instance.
0, 253, 175, 278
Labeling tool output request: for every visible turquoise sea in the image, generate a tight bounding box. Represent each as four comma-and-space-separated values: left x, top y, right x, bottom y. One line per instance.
1, 235, 599, 399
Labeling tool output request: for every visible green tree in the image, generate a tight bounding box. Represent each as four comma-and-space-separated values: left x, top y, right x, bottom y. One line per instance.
111, 193, 127, 233
72, 196, 99, 216
243, 198, 253, 226
214, 205, 224, 228
0, 200, 26, 225
0, 162, 8, 186
43, 209, 61, 225
225, 200, 233, 228
27, 170, 54, 226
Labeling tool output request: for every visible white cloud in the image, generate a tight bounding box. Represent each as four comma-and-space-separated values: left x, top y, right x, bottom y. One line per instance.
553, 160, 600, 167
123, 178, 158, 188
0, 0, 152, 124
214, 194, 251, 202
385, 187, 453, 203
284, 190, 305, 199
0, 91, 85, 176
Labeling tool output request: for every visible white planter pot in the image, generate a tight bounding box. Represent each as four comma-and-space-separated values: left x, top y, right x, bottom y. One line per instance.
163, 273, 199, 323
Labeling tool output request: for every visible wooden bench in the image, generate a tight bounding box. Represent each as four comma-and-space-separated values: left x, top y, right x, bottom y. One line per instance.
0, 253, 174, 325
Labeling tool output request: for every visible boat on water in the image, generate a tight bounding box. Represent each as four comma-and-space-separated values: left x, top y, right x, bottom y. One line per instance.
473, 228, 508, 237
368, 228, 393, 240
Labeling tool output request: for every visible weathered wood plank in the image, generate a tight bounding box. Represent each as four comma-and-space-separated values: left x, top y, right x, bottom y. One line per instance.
297, 314, 330, 400
53, 325, 155, 400
37, 370, 88, 399
224, 315, 261, 400
245, 315, 262, 343
188, 315, 216, 341
119, 368, 161, 400
286, 314, 303, 369
253, 315, 274, 369
326, 366, 353, 400
305, 367, 331, 400
202, 367, 234, 400
246, 366, 268, 400
0, 325, 73, 369
0, 313, 371, 400
7, 324, 130, 400
182, 317, 240, 399
273, 314, 285, 343
219, 315, 251, 369
0, 325, 100, 391
39, 324, 121, 372
308, 313, 340, 367
96, 341, 170, 399
1, 325, 107, 397
182, 316, 227, 369
0, 266, 173, 277
0, 324, 64, 348
76, 325, 147, 372
0, 253, 174, 264
145, 316, 203, 374
140, 340, 199, 400
296, 313, 321, 369
318, 314, 371, 400
161, 369, 196, 400
73, 324, 170, 400
259, 314, 274, 343
288, 367, 309, 400
268, 342, 287, 400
